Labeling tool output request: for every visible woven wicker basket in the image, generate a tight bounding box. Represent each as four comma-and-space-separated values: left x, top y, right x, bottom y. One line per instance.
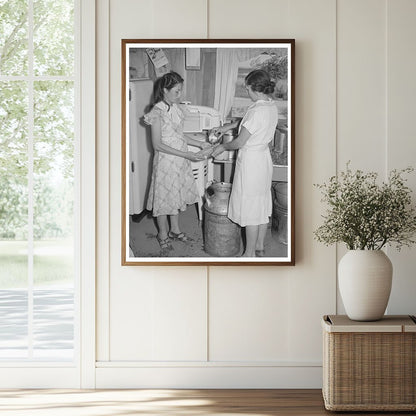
322, 315, 416, 411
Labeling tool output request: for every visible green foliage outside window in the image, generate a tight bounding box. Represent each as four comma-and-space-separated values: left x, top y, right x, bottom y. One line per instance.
0, 0, 74, 241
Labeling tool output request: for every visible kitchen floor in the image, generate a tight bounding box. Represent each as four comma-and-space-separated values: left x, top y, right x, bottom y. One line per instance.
4, 389, 401, 416
129, 204, 288, 259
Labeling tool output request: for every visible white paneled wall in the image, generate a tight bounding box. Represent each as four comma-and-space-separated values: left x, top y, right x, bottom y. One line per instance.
337, 0, 387, 172
110, 268, 208, 361
208, 268, 290, 362
96, 0, 416, 388
336, 0, 388, 312
386, 0, 416, 314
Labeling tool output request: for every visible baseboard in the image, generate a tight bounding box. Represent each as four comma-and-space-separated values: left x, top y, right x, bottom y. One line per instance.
95, 365, 323, 388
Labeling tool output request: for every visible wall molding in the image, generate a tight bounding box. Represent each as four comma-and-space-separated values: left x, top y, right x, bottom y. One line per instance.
96, 365, 322, 388
96, 360, 321, 368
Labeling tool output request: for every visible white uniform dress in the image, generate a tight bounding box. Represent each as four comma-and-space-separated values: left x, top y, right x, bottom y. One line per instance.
228, 99, 278, 227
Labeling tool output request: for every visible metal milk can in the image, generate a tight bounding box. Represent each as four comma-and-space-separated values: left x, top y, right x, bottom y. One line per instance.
204, 182, 241, 257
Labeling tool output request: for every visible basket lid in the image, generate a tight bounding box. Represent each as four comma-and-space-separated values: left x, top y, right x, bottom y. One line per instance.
322, 315, 416, 333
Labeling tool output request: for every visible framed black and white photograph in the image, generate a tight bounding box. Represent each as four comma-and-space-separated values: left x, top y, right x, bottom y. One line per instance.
122, 39, 295, 265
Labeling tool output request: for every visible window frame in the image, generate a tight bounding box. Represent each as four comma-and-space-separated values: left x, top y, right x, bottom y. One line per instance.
0, 0, 96, 388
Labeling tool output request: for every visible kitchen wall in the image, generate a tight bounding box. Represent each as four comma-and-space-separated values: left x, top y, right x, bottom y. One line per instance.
95, 0, 416, 388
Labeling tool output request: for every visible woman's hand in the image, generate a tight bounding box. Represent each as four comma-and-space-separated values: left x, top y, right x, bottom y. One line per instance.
208, 126, 225, 143
208, 126, 223, 136
209, 120, 239, 143
211, 144, 226, 158
210, 126, 224, 134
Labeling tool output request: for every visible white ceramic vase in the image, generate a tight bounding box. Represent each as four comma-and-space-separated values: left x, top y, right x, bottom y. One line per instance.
338, 250, 393, 321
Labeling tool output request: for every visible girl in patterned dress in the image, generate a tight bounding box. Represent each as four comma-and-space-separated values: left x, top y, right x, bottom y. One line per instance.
211, 70, 279, 257
144, 72, 211, 251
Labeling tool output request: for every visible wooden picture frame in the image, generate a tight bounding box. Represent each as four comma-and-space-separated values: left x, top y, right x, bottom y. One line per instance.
122, 39, 295, 265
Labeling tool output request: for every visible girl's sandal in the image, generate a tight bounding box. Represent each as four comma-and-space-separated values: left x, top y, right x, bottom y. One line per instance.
156, 235, 173, 250
168, 231, 192, 242
255, 249, 266, 257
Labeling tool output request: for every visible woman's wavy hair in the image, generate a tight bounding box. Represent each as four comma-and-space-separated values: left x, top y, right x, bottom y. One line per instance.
245, 69, 275, 95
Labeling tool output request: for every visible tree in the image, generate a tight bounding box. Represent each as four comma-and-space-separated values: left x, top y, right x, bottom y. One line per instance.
0, 0, 75, 240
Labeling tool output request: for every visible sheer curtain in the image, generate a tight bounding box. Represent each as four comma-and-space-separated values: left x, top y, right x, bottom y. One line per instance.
214, 49, 271, 122
213, 49, 240, 122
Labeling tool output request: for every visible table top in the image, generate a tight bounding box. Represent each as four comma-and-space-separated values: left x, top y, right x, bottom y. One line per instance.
322, 315, 416, 333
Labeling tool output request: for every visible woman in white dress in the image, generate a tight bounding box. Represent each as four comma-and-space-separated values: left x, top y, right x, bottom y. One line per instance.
211, 70, 278, 257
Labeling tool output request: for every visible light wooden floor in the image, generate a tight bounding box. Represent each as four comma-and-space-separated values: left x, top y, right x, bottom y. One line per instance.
0, 389, 413, 415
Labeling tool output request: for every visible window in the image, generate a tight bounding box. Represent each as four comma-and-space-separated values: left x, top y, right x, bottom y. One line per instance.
0, 0, 78, 362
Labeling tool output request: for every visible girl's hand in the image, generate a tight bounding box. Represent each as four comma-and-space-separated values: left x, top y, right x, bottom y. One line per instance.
193, 132, 207, 141
200, 142, 212, 150
195, 146, 214, 159
211, 144, 226, 158
186, 152, 206, 162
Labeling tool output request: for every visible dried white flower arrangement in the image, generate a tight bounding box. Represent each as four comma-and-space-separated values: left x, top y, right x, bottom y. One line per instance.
314, 164, 416, 250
